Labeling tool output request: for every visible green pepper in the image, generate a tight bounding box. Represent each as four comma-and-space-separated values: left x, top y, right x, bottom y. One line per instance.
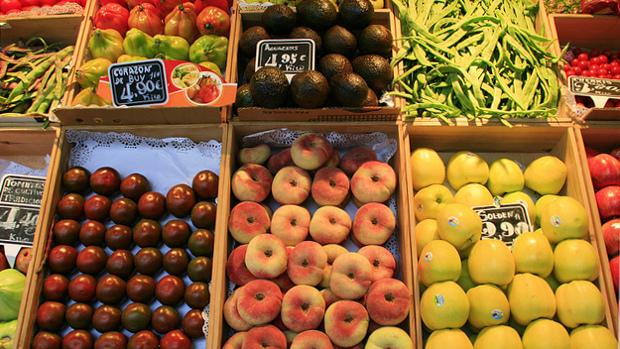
88, 29, 124, 62
75, 58, 112, 88
153, 35, 190, 61
123, 29, 156, 58
189, 35, 228, 69
199, 61, 222, 75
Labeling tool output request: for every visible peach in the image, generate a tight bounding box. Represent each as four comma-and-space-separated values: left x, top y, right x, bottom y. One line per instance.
291, 330, 334, 349
358, 245, 396, 281
224, 288, 252, 331
326, 151, 341, 168
281, 285, 326, 332
232, 164, 273, 202
312, 168, 350, 207
291, 134, 334, 170
352, 203, 395, 246
237, 279, 283, 326
239, 144, 271, 165
268, 148, 294, 174
245, 234, 287, 278
288, 241, 328, 286
321, 288, 341, 307
226, 245, 257, 286
330, 253, 372, 300
324, 300, 369, 347
324, 244, 349, 264
229, 201, 271, 244
365, 278, 410, 326
223, 332, 247, 349
272, 166, 312, 205
309, 206, 352, 244
271, 205, 311, 246
243, 325, 287, 349
340, 146, 377, 176
351, 161, 396, 204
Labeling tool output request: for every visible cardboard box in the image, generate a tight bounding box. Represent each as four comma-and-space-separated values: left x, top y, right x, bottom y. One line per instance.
208, 122, 416, 347
402, 124, 618, 347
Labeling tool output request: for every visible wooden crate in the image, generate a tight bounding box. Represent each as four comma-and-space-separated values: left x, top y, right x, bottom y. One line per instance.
53, 0, 239, 125
230, 8, 403, 122
394, 0, 570, 126
0, 14, 89, 123
208, 121, 416, 348
16, 123, 229, 349
401, 124, 618, 348
0, 127, 62, 345
549, 14, 620, 122
573, 124, 620, 333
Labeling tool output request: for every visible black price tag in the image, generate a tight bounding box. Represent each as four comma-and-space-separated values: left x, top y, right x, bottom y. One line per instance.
0, 204, 38, 246
0, 174, 45, 208
109, 59, 168, 107
473, 202, 532, 246
256, 39, 316, 80
569, 76, 620, 108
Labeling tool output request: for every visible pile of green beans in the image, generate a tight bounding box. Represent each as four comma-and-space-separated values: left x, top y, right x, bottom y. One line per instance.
0, 38, 74, 117
391, 0, 562, 124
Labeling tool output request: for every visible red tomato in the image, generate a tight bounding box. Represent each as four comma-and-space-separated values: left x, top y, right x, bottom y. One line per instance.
0, 0, 21, 13
159, 0, 183, 15
100, 0, 127, 6
571, 58, 580, 67
21, 0, 41, 7
573, 67, 582, 75
126, 0, 159, 9
160, 330, 191, 349
578, 52, 589, 61
128, 3, 163, 36
93, 3, 130, 35
195, 6, 229, 36
194, 0, 226, 12
598, 54, 609, 64
577, 60, 589, 70
41, 0, 60, 6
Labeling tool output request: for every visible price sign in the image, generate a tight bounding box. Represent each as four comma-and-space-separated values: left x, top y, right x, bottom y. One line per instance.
108, 59, 168, 107
568, 76, 620, 108
256, 39, 316, 81
473, 202, 532, 246
0, 174, 45, 208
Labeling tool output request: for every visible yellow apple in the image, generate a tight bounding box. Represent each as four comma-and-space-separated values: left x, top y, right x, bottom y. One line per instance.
466, 285, 510, 329
411, 148, 445, 191
457, 259, 475, 292
556, 281, 605, 329
416, 219, 440, 256
541, 196, 588, 243
437, 203, 482, 251
447, 151, 489, 190
420, 281, 469, 330
426, 329, 473, 349
522, 319, 570, 349
553, 239, 599, 283
419, 240, 461, 287
414, 184, 454, 221
512, 231, 554, 278
468, 239, 515, 286
473, 325, 522, 349
535, 194, 559, 226
524, 156, 567, 195
507, 273, 556, 326
487, 158, 524, 196
366, 326, 413, 349
501, 191, 536, 224
569, 325, 618, 349
454, 184, 494, 207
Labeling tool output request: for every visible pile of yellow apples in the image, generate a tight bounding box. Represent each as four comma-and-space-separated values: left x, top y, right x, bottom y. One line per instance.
410, 148, 618, 349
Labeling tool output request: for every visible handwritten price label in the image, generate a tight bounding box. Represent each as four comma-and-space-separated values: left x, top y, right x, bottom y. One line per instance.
473, 202, 533, 246
109, 59, 168, 107
256, 39, 316, 81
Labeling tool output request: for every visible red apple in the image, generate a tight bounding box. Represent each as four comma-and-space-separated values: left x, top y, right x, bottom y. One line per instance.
596, 186, 620, 220
609, 255, 619, 293
603, 219, 620, 256
611, 147, 620, 160
589, 154, 620, 189
585, 146, 600, 159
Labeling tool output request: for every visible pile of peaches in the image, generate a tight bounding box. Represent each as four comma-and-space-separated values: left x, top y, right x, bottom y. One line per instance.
222, 133, 413, 349
33, 166, 218, 349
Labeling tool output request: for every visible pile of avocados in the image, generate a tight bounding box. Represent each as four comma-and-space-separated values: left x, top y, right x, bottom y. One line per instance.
235, 0, 394, 109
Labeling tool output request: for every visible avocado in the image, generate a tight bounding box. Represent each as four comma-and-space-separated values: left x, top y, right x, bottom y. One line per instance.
323, 25, 357, 57
297, 0, 338, 31
262, 5, 297, 35
250, 66, 290, 108
243, 57, 256, 83
291, 71, 330, 108
358, 24, 392, 57
236, 84, 254, 108
352, 54, 393, 93
362, 88, 378, 106
289, 26, 322, 52
318, 53, 353, 79
239, 26, 271, 57
339, 0, 374, 29
330, 72, 368, 107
